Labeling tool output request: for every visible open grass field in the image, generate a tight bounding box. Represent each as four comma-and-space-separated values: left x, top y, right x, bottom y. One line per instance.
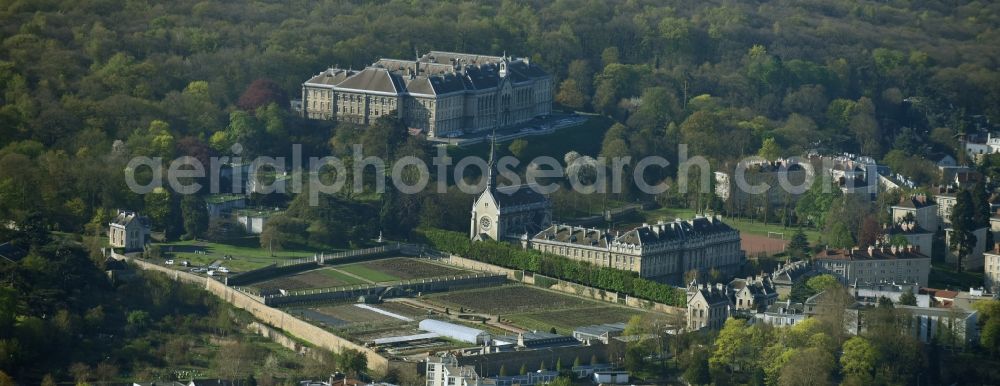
447, 115, 611, 162
505, 306, 641, 335
158, 237, 329, 272
428, 285, 594, 315
252, 268, 367, 291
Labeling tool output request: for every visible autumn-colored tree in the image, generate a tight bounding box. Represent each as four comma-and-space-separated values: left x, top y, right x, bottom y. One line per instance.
237, 78, 289, 111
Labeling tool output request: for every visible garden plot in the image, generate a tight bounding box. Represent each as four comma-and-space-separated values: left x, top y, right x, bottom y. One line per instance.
252, 268, 366, 291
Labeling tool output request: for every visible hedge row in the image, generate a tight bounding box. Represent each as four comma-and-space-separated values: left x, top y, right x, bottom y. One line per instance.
416, 228, 687, 307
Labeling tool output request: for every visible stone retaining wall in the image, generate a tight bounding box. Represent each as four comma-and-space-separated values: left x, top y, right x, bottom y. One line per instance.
124, 256, 390, 373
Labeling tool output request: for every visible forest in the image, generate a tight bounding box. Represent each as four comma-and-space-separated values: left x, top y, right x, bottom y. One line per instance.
2, 0, 1000, 384
2, 0, 1000, 242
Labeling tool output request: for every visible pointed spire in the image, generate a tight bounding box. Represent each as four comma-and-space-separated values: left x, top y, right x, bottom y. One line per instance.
487, 128, 497, 189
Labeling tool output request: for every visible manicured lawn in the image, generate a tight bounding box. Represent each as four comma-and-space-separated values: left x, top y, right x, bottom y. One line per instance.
447, 116, 614, 169
157, 237, 331, 272
336, 263, 400, 282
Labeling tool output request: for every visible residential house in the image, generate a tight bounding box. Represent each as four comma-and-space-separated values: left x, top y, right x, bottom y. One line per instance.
891, 194, 939, 231
109, 210, 150, 251
883, 221, 934, 256
687, 282, 733, 330
730, 275, 778, 313
770, 260, 811, 298
755, 300, 806, 327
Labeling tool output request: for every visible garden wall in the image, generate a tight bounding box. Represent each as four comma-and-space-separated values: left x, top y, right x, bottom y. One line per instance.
446, 254, 685, 315
123, 256, 390, 373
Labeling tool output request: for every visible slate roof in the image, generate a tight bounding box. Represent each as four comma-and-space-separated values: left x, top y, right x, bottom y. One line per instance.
493, 184, 550, 208
814, 246, 928, 261
305, 51, 550, 96
894, 194, 935, 209
335, 67, 402, 94
533, 224, 614, 248
690, 284, 733, 306
111, 210, 148, 228
305, 68, 357, 86
617, 216, 735, 246
771, 260, 810, 284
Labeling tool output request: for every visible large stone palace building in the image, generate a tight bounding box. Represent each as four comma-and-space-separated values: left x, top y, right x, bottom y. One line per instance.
527, 216, 745, 284
301, 51, 553, 138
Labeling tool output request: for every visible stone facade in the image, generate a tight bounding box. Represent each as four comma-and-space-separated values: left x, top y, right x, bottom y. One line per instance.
303, 51, 552, 138
986, 245, 1000, 292
813, 246, 931, 287
470, 138, 551, 241
108, 210, 149, 251
686, 283, 732, 330
891, 194, 939, 231
528, 216, 743, 284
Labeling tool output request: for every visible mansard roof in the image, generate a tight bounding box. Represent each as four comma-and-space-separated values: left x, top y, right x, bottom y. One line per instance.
305, 68, 357, 87
305, 51, 550, 96
492, 184, 550, 208
617, 216, 735, 246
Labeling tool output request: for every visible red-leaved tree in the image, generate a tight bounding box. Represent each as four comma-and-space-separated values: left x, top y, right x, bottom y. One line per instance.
237, 78, 289, 111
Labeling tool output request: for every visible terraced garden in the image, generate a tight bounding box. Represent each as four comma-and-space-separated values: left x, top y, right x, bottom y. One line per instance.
334, 258, 471, 283
427, 285, 594, 314
252, 268, 367, 291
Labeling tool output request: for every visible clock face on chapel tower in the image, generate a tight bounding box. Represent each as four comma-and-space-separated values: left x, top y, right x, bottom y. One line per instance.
480, 216, 492, 230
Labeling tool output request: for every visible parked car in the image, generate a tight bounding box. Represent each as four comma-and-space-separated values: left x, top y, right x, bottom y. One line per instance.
207, 270, 216, 276
190, 267, 205, 273
181, 260, 190, 267
165, 259, 174, 265
217, 267, 230, 273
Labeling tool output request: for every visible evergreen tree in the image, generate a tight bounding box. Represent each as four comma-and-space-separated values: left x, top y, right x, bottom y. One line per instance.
787, 228, 810, 259
180, 195, 208, 240
899, 288, 917, 306
950, 189, 978, 271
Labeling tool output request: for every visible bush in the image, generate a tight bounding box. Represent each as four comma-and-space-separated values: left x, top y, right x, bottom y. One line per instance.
415, 228, 686, 307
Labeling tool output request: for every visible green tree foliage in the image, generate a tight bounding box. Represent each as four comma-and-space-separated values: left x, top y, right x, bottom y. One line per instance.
898, 288, 917, 306
180, 195, 208, 240
508, 139, 529, 159
840, 336, 879, 381
787, 228, 810, 259
806, 274, 839, 293
757, 137, 781, 161
949, 189, 978, 271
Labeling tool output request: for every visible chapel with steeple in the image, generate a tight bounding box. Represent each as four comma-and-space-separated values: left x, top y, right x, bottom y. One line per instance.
469, 135, 552, 241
